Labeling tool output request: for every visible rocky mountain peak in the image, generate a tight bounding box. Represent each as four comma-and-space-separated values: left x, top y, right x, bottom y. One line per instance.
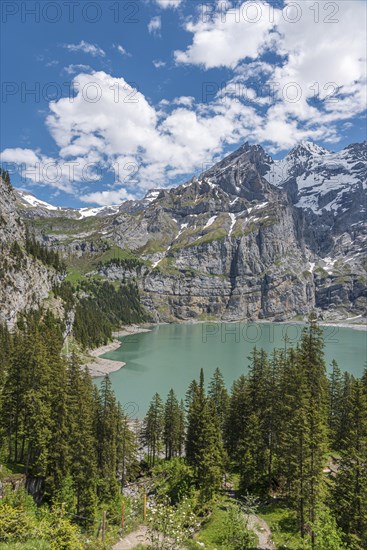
288, 141, 330, 158
198, 142, 274, 201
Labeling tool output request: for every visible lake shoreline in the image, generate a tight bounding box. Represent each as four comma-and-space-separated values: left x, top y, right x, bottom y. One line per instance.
162, 318, 367, 331
86, 317, 366, 377
84, 324, 152, 378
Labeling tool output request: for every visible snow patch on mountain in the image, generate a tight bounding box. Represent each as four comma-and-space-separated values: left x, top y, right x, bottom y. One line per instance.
265, 141, 367, 215
18, 191, 60, 211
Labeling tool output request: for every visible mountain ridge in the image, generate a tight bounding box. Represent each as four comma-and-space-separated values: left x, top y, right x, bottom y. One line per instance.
1, 140, 366, 325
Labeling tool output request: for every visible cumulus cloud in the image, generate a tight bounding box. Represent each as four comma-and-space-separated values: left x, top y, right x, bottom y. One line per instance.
3, 1, 366, 204
148, 16, 162, 35
174, 1, 275, 68
174, 0, 366, 148
0, 148, 77, 193
80, 187, 135, 205
2, 71, 264, 203
63, 40, 105, 57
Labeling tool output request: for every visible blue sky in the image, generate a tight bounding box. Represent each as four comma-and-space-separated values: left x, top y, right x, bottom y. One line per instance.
1, 0, 366, 207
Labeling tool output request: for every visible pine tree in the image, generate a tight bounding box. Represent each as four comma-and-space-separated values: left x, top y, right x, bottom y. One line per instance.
65, 356, 97, 522
96, 375, 120, 500
224, 375, 249, 459
208, 368, 229, 433
328, 360, 344, 450
332, 379, 367, 549
295, 315, 329, 540
142, 393, 164, 466
178, 399, 185, 457
186, 369, 223, 501
164, 389, 182, 459
116, 403, 138, 489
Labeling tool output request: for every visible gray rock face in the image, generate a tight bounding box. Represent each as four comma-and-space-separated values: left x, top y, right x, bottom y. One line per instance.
0, 178, 58, 326
7, 140, 367, 324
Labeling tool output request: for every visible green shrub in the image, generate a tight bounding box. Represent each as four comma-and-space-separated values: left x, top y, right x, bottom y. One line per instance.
46, 515, 82, 550
0, 503, 36, 542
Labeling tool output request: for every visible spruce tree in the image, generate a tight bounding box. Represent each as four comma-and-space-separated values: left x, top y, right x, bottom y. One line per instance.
142, 393, 164, 466
332, 379, 367, 549
164, 389, 182, 459
328, 360, 344, 450
96, 375, 120, 500
208, 367, 229, 433
295, 315, 329, 540
186, 369, 223, 500
65, 357, 97, 522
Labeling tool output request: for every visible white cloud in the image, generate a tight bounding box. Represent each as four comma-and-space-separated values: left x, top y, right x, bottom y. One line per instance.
172, 96, 195, 107
153, 59, 166, 68
63, 40, 105, 57
175, 1, 275, 68
155, 0, 182, 9
0, 148, 76, 193
1, 148, 41, 167
64, 64, 92, 75
115, 44, 130, 56
1, 71, 262, 203
3, 0, 366, 205
148, 16, 162, 35
45, 60, 59, 67
174, 0, 366, 148
270, 1, 367, 115
80, 187, 135, 206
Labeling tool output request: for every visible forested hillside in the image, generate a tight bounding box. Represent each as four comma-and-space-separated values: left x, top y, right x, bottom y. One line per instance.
0, 315, 366, 548
0, 311, 138, 548
141, 316, 367, 549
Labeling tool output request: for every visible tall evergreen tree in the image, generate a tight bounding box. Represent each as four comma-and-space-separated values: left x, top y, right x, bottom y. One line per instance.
96, 375, 120, 500
208, 368, 229, 433
164, 389, 182, 459
328, 360, 344, 450
186, 369, 223, 500
332, 379, 367, 549
142, 393, 164, 466
295, 316, 329, 540
65, 356, 97, 521
116, 403, 137, 489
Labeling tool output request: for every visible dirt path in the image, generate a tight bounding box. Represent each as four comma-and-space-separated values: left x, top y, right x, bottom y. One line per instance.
248, 514, 275, 550
113, 525, 149, 549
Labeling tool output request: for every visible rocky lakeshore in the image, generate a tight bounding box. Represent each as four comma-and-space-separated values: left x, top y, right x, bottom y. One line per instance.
84, 325, 152, 377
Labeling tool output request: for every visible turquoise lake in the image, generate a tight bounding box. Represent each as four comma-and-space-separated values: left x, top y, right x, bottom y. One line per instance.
98, 323, 367, 417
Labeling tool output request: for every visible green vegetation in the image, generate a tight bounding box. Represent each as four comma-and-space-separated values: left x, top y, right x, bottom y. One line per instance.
64, 244, 140, 283
188, 227, 228, 247
54, 279, 150, 349
29, 214, 104, 237
187, 498, 256, 550
142, 316, 367, 549
0, 313, 366, 548
25, 232, 65, 272
0, 311, 138, 547
258, 502, 303, 548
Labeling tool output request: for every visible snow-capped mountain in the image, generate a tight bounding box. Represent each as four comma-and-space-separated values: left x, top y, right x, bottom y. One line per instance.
2, 140, 366, 323
263, 140, 366, 267
17, 190, 120, 219
265, 141, 366, 216
17, 191, 62, 212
